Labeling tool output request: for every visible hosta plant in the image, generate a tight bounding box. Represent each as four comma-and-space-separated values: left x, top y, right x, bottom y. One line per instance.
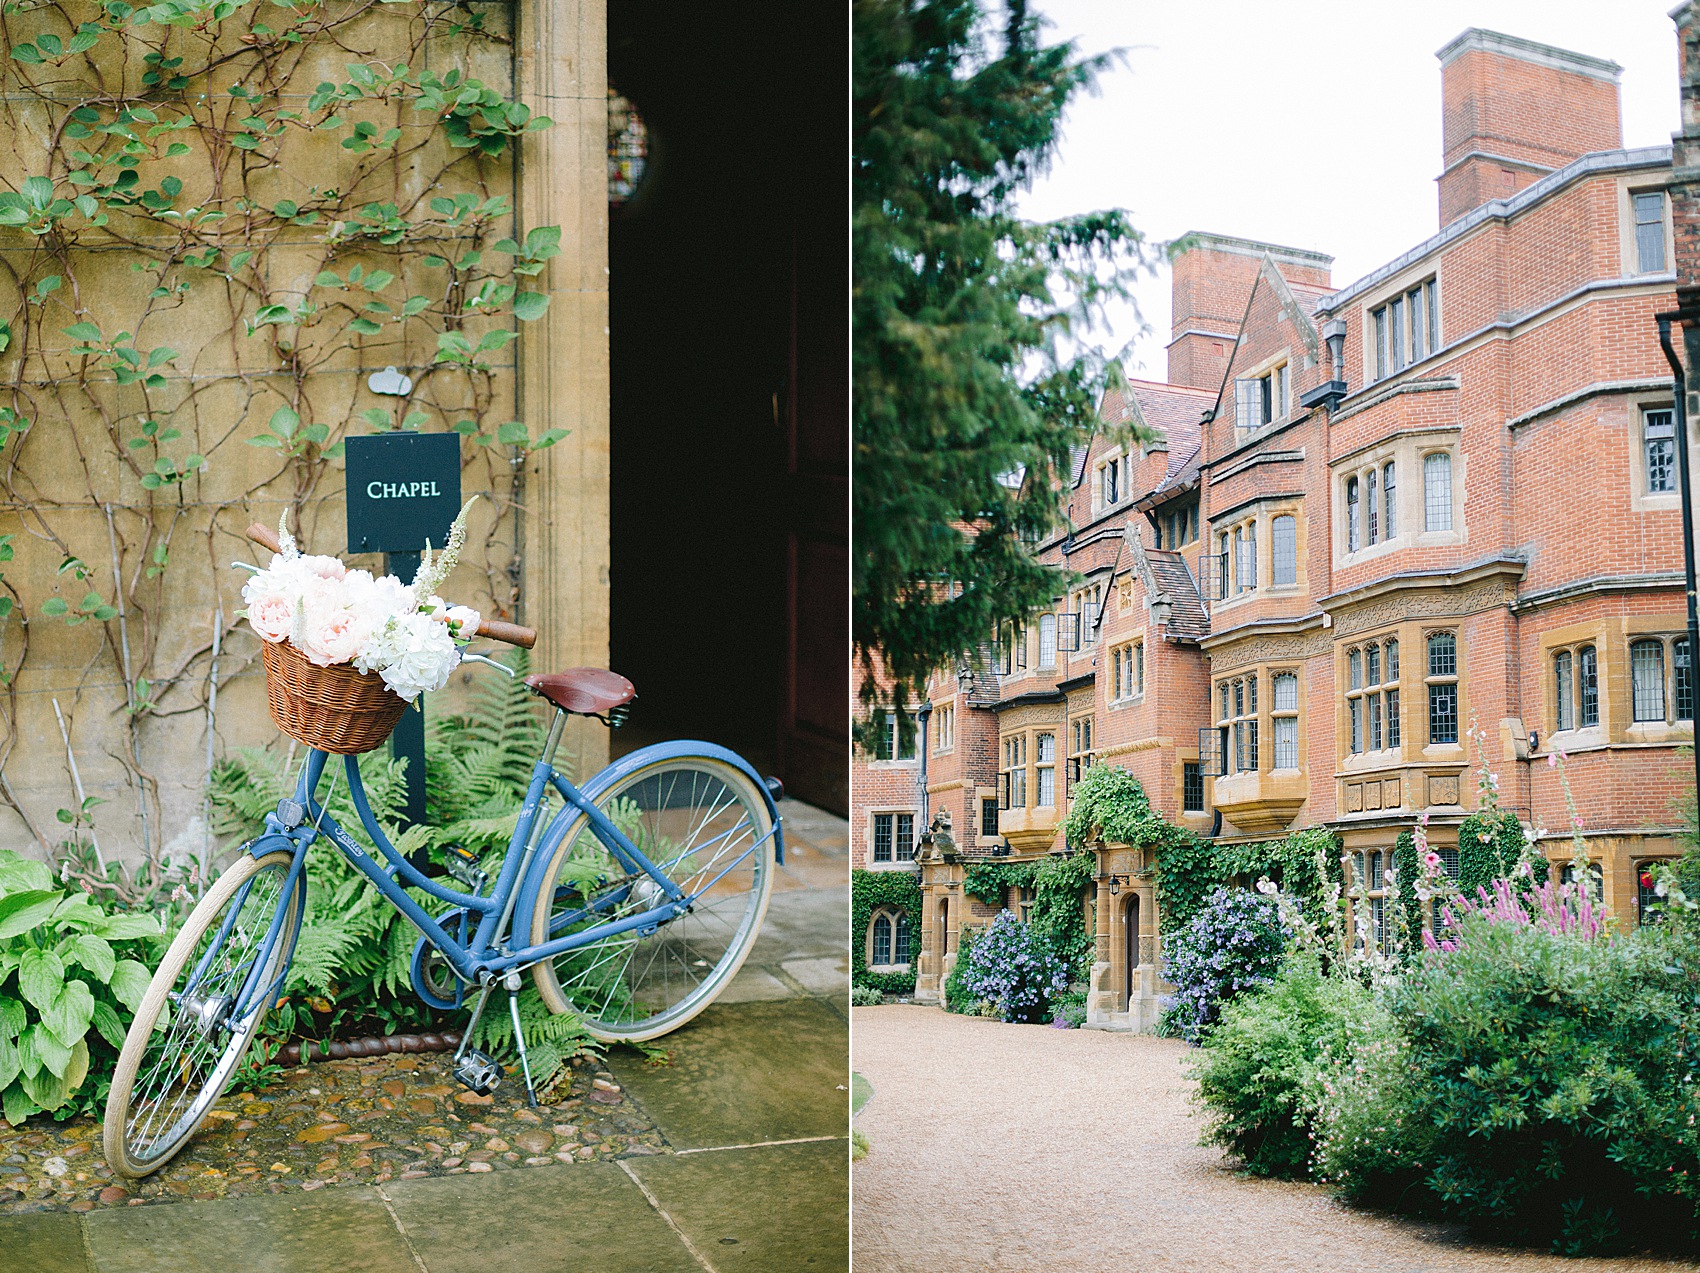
0, 850, 163, 1123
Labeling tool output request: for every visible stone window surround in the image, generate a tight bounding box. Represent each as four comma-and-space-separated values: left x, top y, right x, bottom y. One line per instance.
1330, 428, 1465, 569
1359, 258, 1441, 385
1209, 494, 1307, 612
1616, 175, 1676, 280
1213, 661, 1306, 778
1543, 627, 1607, 749
1092, 445, 1133, 515
1233, 347, 1292, 439
1345, 846, 1393, 954
863, 806, 919, 874
976, 785, 1001, 847
1625, 391, 1682, 512
931, 698, 956, 754
1107, 630, 1146, 708
1337, 622, 1468, 775
865, 905, 912, 971
1628, 632, 1694, 733
1536, 619, 1695, 755
866, 708, 918, 768
1343, 634, 1401, 759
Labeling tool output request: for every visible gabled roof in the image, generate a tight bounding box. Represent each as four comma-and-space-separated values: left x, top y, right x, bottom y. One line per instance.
1124, 520, 1210, 643
1145, 550, 1210, 640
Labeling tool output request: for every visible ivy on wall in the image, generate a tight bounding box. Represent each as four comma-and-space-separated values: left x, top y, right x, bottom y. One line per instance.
1458, 808, 1541, 895
851, 867, 921, 994
0, 0, 568, 886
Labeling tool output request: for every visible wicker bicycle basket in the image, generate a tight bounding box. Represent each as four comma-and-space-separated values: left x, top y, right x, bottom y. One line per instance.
259, 637, 410, 755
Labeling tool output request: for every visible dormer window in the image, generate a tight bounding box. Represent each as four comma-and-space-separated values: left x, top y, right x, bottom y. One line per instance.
1234, 362, 1287, 432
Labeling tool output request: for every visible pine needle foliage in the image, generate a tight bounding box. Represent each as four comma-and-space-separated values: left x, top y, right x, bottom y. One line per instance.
853, 0, 1152, 719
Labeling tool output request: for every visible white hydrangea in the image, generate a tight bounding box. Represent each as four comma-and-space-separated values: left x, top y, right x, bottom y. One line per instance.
354, 611, 459, 702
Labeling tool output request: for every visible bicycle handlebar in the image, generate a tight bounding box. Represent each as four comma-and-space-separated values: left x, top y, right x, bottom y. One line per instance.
244, 521, 538, 650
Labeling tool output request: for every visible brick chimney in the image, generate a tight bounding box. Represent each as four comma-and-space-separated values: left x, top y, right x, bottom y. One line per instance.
1435, 29, 1622, 228
1166, 233, 1332, 393
1670, 4, 1700, 313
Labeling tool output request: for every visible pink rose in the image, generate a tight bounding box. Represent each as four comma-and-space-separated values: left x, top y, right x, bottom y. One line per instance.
298, 554, 347, 581
247, 593, 293, 643
300, 608, 369, 666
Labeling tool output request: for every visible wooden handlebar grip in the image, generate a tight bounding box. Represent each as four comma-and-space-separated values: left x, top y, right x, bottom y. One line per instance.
246, 522, 283, 553
477, 619, 537, 649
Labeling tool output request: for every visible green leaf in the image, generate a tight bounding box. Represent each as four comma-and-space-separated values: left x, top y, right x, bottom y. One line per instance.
0, 1036, 18, 1093
2, 1084, 38, 1126
348, 317, 382, 336
107, 959, 151, 1010
496, 420, 530, 446
0, 996, 25, 1040
512, 291, 550, 322
66, 934, 114, 983
533, 428, 569, 450
95, 912, 161, 941
62, 321, 101, 343
476, 329, 516, 354
90, 999, 123, 1049
0, 889, 59, 939
269, 406, 299, 438
40, 597, 66, 617
17, 948, 65, 1013
0, 857, 51, 892
10, 44, 41, 64
247, 434, 283, 448
39, 978, 92, 1049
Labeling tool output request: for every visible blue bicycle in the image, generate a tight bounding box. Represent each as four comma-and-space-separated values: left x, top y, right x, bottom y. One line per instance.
102, 531, 782, 1179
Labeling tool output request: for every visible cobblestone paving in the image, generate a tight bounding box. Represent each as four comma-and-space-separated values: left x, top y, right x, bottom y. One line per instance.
0, 1049, 665, 1214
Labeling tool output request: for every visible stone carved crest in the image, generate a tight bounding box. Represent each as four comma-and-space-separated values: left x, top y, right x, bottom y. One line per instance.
914, 807, 958, 863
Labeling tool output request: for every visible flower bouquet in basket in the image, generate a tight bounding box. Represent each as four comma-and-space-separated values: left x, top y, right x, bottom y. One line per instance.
240, 500, 482, 754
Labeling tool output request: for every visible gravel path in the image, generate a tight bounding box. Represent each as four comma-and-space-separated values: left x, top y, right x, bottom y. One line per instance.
851, 1006, 1700, 1273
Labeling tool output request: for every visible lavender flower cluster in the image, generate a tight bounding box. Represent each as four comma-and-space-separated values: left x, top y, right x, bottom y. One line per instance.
1161, 886, 1287, 1043
961, 910, 1069, 1023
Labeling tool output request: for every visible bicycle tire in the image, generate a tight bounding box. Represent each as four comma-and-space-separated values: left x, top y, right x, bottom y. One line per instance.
529, 753, 775, 1042
103, 847, 303, 1178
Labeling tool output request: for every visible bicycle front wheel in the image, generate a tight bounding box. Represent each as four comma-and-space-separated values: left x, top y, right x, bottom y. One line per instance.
530, 753, 775, 1042
103, 847, 303, 1178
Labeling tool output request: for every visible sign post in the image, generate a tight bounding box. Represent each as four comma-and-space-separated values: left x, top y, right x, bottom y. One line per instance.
346, 433, 462, 826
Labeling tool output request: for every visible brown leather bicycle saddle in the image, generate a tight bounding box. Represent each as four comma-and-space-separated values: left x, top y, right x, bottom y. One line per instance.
524, 668, 636, 716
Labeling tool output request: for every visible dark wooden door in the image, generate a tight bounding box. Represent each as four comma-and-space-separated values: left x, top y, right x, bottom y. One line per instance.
1125, 894, 1141, 1005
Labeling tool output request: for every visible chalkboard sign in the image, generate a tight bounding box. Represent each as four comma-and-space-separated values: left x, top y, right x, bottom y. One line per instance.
345, 433, 462, 554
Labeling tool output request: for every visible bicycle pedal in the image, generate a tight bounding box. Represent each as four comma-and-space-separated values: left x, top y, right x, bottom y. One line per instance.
452, 1048, 502, 1096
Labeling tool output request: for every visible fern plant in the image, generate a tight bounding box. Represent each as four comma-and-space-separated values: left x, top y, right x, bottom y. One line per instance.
208, 650, 595, 1083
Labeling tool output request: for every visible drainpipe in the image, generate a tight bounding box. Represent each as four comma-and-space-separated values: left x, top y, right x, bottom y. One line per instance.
1655, 313, 1700, 806
916, 700, 932, 828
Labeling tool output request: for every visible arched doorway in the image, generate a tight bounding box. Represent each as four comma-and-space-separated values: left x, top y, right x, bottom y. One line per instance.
1123, 893, 1141, 1006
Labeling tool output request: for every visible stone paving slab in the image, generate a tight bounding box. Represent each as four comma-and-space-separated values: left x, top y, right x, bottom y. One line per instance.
383, 1160, 703, 1272
628, 1139, 848, 1271
83, 1187, 420, 1273
607, 998, 849, 1152
0, 1210, 91, 1273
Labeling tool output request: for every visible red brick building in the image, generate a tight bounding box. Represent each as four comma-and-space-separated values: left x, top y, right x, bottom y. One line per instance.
852, 26, 1697, 1026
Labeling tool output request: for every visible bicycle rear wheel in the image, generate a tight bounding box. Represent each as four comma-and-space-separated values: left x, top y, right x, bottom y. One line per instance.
103, 847, 303, 1177
529, 753, 774, 1042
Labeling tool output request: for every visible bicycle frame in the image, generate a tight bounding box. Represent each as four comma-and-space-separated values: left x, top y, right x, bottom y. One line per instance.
225, 725, 782, 1027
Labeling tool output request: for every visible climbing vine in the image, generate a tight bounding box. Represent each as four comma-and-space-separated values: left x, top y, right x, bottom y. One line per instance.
851, 868, 921, 994
0, 0, 566, 890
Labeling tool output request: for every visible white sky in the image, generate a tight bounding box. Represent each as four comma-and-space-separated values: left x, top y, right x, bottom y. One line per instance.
1017, 0, 1683, 380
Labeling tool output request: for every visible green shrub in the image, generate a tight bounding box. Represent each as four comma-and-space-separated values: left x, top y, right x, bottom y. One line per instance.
1192, 953, 1376, 1178
943, 926, 977, 1014
1049, 987, 1087, 1028
851, 984, 884, 1007
960, 910, 1067, 1023
0, 850, 165, 1123
1319, 917, 1700, 1255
